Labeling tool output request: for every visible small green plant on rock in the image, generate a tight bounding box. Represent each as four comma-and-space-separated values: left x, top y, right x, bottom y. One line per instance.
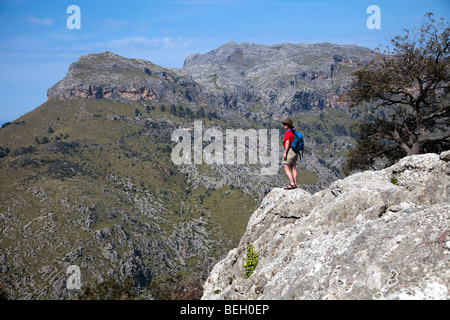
244, 244, 259, 279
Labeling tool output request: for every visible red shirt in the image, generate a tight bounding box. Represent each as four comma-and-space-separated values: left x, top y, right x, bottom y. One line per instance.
283, 130, 293, 148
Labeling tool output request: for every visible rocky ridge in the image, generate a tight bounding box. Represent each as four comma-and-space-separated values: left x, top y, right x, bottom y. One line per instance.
47, 51, 203, 106
48, 42, 377, 122
180, 41, 377, 120
202, 151, 450, 300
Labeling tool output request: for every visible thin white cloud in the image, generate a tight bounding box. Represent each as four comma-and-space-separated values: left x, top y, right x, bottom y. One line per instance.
107, 36, 176, 49
25, 14, 53, 26
170, 0, 248, 4
0, 0, 30, 4
262, 1, 343, 6
54, 35, 222, 67
46, 32, 97, 42
67, 36, 181, 53
103, 18, 128, 30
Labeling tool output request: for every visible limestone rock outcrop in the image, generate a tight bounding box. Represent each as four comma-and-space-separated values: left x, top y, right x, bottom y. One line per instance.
47, 51, 202, 105
202, 152, 450, 300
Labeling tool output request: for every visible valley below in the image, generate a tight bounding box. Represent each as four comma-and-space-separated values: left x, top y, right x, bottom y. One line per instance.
0, 41, 380, 299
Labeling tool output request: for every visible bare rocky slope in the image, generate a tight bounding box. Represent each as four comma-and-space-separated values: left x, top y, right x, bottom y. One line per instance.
202, 151, 450, 300
180, 41, 376, 120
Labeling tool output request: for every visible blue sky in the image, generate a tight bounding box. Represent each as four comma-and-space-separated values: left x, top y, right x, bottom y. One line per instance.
0, 0, 449, 124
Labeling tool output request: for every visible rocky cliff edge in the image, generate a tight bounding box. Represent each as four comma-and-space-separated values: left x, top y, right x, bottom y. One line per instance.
202, 151, 450, 300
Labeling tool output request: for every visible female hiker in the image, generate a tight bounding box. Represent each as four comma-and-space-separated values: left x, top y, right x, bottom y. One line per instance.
282, 119, 298, 190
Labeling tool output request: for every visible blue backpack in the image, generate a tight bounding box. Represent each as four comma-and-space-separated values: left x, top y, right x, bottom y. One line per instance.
290, 129, 304, 161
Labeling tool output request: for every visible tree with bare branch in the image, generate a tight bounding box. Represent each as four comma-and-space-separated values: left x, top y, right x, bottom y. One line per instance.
344, 13, 449, 174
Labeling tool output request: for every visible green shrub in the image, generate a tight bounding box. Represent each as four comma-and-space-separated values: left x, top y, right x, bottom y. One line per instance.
244, 244, 259, 279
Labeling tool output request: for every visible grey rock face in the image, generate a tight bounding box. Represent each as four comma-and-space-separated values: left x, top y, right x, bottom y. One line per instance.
180, 41, 377, 119
47, 51, 203, 107
202, 152, 450, 300
48, 43, 377, 121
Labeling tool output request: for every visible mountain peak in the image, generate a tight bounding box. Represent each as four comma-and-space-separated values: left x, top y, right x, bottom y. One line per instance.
47, 41, 377, 120
183, 41, 374, 68
46, 50, 196, 103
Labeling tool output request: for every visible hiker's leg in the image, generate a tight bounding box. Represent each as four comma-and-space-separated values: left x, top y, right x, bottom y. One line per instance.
291, 164, 297, 186
284, 164, 295, 186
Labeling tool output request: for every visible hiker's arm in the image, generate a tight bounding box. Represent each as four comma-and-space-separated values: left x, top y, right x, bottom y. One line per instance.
283, 141, 290, 159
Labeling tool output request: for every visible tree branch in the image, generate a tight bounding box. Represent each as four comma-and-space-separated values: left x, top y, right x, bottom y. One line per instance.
392, 126, 412, 154
422, 105, 450, 120
423, 131, 450, 142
